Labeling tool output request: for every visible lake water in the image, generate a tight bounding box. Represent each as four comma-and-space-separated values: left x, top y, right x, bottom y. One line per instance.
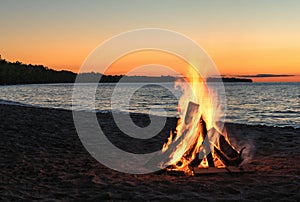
0, 82, 299, 128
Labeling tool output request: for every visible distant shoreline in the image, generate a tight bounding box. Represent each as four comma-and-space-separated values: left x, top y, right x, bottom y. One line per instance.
0, 77, 253, 85
206, 77, 252, 83
0, 57, 252, 85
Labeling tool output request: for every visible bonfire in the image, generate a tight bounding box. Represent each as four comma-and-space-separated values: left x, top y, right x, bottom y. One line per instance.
160, 68, 245, 176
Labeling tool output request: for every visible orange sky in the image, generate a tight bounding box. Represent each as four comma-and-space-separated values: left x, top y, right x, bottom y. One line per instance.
2, 30, 299, 82
1, 1, 300, 82
105, 50, 194, 77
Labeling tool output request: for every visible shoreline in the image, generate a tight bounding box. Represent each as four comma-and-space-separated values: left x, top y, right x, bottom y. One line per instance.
1, 104, 299, 201
0, 101, 298, 130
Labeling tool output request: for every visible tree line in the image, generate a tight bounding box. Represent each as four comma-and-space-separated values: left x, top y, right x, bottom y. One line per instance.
0, 58, 76, 85
0, 57, 176, 85
0, 56, 251, 85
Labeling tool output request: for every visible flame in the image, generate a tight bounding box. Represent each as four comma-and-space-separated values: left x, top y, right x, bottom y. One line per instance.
162, 131, 173, 152
161, 65, 231, 174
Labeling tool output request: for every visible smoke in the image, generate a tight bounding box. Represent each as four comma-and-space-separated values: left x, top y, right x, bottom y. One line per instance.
240, 140, 255, 165
229, 135, 256, 165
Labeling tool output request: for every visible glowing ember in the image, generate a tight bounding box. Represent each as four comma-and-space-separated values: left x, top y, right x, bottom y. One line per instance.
161, 67, 244, 176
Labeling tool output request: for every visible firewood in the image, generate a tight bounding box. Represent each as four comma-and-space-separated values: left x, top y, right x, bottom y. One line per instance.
188, 116, 215, 168
214, 146, 245, 166
200, 116, 215, 167
145, 101, 200, 169
184, 101, 199, 124
219, 135, 239, 159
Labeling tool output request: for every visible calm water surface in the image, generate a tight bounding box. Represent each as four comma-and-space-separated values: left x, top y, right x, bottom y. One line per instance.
0, 82, 299, 128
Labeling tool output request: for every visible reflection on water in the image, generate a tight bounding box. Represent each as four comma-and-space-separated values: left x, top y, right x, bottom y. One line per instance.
0, 82, 299, 128
224, 82, 299, 128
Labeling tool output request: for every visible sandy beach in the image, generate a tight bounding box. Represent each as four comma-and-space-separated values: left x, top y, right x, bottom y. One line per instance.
1, 104, 299, 201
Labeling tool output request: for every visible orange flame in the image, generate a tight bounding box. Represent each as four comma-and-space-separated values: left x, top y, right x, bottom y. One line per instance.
161, 65, 228, 174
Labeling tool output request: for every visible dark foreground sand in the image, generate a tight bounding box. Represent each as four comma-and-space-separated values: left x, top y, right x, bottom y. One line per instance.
1, 104, 299, 201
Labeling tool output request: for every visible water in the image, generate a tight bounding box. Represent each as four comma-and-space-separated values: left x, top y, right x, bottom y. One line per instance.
0, 82, 299, 128
225, 82, 300, 128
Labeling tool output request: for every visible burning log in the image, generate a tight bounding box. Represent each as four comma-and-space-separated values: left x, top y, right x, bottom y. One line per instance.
189, 116, 215, 168
214, 135, 245, 166
180, 103, 214, 170
179, 116, 245, 173
184, 101, 199, 125
172, 102, 201, 170
145, 101, 201, 170
219, 135, 239, 158
199, 116, 215, 167
153, 100, 245, 175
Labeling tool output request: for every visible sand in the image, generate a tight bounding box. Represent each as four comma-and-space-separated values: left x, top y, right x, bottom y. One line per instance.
1, 104, 299, 201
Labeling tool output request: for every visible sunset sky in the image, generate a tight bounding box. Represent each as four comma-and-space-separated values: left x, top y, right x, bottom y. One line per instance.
1, 0, 300, 81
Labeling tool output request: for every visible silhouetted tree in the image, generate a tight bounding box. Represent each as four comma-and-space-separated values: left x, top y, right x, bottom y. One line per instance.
0, 57, 76, 85
0, 56, 178, 85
